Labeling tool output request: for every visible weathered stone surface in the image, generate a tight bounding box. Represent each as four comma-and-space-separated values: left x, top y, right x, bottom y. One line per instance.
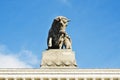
47, 16, 72, 49
40, 49, 77, 68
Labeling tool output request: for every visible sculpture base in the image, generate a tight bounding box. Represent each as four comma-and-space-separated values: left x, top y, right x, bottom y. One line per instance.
40, 49, 77, 68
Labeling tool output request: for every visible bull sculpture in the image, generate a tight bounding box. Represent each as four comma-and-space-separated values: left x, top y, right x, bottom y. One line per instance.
47, 16, 72, 49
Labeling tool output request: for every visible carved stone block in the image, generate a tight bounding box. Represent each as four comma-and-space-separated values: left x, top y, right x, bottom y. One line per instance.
40, 49, 77, 68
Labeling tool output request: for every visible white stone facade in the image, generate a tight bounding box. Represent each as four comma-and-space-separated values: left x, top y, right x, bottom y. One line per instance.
0, 69, 120, 80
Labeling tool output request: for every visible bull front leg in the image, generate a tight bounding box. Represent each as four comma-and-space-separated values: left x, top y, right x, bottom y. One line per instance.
48, 37, 52, 49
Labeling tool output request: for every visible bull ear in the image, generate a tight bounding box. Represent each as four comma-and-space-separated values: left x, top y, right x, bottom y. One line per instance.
54, 18, 60, 21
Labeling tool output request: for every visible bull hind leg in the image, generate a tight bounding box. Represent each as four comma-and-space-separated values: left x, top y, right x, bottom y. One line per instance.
59, 41, 64, 49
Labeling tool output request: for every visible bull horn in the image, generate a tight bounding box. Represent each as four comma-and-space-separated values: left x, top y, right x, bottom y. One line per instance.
67, 19, 71, 22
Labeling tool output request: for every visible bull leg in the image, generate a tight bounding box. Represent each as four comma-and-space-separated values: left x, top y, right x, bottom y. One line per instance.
48, 37, 52, 48
59, 41, 63, 49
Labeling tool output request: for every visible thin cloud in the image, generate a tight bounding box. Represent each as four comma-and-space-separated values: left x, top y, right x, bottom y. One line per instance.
18, 49, 39, 66
57, 0, 71, 6
0, 45, 39, 68
60, 0, 69, 4
0, 54, 31, 68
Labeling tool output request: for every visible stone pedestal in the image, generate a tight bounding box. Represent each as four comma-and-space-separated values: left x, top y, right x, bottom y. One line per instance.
40, 49, 77, 68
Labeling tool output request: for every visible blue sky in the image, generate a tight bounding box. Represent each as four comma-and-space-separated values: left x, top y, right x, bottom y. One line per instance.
0, 0, 120, 68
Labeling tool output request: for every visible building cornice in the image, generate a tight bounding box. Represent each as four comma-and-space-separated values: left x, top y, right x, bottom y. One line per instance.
0, 68, 120, 74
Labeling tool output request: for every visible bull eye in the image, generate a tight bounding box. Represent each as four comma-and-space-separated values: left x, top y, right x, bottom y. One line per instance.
63, 20, 67, 23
